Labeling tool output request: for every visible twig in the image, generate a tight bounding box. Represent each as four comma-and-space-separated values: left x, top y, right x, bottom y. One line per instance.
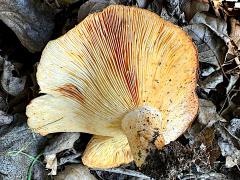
91, 168, 152, 179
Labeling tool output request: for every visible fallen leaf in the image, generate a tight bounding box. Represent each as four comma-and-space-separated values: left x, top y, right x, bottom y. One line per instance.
54, 164, 97, 180
160, 7, 178, 24
210, 0, 240, 18
198, 98, 224, 126
181, 0, 210, 22
189, 12, 240, 73
58, 153, 81, 166
0, 0, 54, 52
0, 92, 7, 111
190, 12, 228, 41
0, 111, 13, 126
147, 0, 163, 16
183, 24, 228, 69
201, 66, 216, 77
229, 18, 240, 49
199, 70, 224, 93
164, 0, 187, 25
78, 0, 115, 22
57, 0, 81, 6
45, 154, 58, 175
226, 74, 239, 94
1, 61, 26, 96
44, 132, 80, 175
217, 119, 240, 168
44, 133, 80, 155
0, 115, 46, 180
182, 172, 227, 179
194, 127, 221, 166
136, 0, 151, 8
0, 54, 4, 71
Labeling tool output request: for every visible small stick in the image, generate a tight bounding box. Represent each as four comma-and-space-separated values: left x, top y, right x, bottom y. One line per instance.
91, 168, 152, 179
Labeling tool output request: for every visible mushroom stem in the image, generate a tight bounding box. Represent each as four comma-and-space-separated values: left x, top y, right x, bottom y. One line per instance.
121, 106, 165, 167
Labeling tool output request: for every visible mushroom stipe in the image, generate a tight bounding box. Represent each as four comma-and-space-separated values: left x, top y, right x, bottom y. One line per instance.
26, 5, 199, 168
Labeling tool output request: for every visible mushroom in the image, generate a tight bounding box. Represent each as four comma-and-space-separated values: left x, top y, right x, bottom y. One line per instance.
26, 5, 198, 168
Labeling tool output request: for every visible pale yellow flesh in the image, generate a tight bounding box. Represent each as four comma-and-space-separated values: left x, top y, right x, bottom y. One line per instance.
26, 5, 198, 168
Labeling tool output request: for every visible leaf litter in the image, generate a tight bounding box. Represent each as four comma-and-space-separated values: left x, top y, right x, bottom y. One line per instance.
0, 0, 240, 179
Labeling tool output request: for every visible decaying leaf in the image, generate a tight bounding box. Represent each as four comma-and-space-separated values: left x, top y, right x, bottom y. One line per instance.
198, 98, 224, 126
159, 7, 178, 24
194, 127, 221, 167
180, 172, 227, 179
147, 0, 163, 16
229, 18, 240, 49
57, 0, 81, 6
199, 70, 224, 93
190, 12, 229, 42
164, 0, 187, 25
1, 61, 26, 96
54, 164, 96, 180
226, 75, 239, 94
45, 154, 58, 175
217, 119, 240, 168
0, 54, 4, 71
0, 92, 7, 111
0, 117, 46, 180
44, 133, 80, 155
45, 0, 81, 9
78, 0, 115, 22
58, 153, 81, 166
210, 0, 240, 18
0, 111, 13, 126
136, 0, 149, 8
183, 24, 227, 69
189, 12, 240, 73
181, 0, 210, 22
0, 0, 54, 52
44, 133, 80, 175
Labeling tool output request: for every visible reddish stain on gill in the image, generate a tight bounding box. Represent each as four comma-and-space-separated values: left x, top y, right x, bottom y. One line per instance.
56, 84, 85, 104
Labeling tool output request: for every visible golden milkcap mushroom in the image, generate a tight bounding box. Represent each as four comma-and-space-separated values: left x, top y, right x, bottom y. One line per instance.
26, 5, 198, 168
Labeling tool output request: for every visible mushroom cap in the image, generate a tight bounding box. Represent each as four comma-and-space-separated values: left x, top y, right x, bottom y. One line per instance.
26, 5, 198, 168
82, 135, 133, 168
